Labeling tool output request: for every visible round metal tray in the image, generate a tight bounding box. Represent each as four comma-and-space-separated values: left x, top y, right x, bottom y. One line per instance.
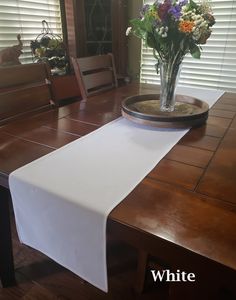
121, 94, 209, 128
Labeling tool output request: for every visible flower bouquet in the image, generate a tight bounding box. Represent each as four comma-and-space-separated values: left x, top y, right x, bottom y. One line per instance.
126, 0, 215, 112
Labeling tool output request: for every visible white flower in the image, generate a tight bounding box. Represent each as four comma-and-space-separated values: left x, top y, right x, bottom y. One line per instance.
156, 26, 168, 38
126, 27, 132, 36
200, 21, 207, 27
192, 28, 201, 41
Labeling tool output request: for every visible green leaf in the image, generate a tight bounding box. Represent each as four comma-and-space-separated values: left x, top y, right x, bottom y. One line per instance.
146, 33, 156, 49
142, 15, 154, 33
130, 18, 143, 29
130, 18, 148, 40
186, 0, 198, 12
190, 0, 198, 9
190, 44, 201, 59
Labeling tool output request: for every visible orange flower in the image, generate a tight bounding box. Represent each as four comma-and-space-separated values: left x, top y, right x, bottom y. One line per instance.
179, 21, 194, 33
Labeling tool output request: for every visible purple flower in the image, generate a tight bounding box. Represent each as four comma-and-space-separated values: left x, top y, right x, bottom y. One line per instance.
158, 0, 172, 22
168, 5, 182, 20
168, 0, 187, 20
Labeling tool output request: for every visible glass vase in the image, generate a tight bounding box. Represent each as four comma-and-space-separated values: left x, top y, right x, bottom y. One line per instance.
159, 59, 182, 112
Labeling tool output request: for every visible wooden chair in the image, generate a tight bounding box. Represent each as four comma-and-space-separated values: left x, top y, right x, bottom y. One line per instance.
71, 54, 118, 99
0, 63, 53, 125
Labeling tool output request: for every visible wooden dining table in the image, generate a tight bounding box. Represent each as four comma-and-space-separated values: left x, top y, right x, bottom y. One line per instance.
0, 83, 235, 298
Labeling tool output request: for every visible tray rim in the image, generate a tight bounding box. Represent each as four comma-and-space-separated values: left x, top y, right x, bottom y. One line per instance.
121, 94, 209, 128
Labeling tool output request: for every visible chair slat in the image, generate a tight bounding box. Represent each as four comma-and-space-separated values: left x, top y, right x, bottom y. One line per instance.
0, 85, 51, 121
0, 63, 50, 89
78, 55, 112, 73
71, 54, 118, 99
84, 71, 114, 91
0, 63, 53, 125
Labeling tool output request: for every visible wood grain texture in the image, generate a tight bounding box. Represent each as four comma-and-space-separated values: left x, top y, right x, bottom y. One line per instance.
50, 74, 80, 103
230, 116, 236, 129
148, 158, 204, 190
0, 63, 52, 125
72, 54, 117, 100
44, 118, 99, 136
217, 93, 236, 105
0, 63, 50, 89
0, 133, 53, 178
209, 109, 236, 119
165, 144, 213, 168
207, 115, 232, 128
179, 129, 221, 151
205, 116, 232, 137
197, 127, 236, 205
109, 178, 236, 272
213, 103, 236, 112
0, 83, 235, 298
4, 127, 78, 149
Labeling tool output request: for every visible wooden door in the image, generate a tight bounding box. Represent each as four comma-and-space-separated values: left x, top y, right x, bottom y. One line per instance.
64, 0, 128, 76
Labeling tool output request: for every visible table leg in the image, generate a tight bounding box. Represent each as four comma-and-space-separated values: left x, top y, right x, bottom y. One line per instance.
0, 186, 16, 287
134, 249, 149, 294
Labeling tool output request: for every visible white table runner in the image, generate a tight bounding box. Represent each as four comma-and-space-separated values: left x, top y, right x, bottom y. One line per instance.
9, 87, 224, 292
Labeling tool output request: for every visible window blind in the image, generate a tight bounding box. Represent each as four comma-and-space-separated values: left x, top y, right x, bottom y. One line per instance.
0, 0, 62, 64
140, 0, 236, 93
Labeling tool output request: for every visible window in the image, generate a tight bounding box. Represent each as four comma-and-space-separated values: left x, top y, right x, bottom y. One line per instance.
140, 0, 236, 93
0, 0, 63, 64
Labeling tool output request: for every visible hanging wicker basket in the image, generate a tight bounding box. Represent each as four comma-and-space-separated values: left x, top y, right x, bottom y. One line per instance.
30, 20, 68, 75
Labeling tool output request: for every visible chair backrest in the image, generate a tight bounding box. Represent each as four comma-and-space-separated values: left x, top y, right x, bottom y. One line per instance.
71, 54, 118, 99
0, 63, 53, 125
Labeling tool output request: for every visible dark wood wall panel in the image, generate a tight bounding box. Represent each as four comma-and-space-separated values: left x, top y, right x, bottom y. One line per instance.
63, 0, 128, 76
112, 0, 128, 76
64, 0, 78, 58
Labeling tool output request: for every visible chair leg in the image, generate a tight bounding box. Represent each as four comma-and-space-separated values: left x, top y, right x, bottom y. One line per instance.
0, 187, 16, 287
134, 249, 149, 294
